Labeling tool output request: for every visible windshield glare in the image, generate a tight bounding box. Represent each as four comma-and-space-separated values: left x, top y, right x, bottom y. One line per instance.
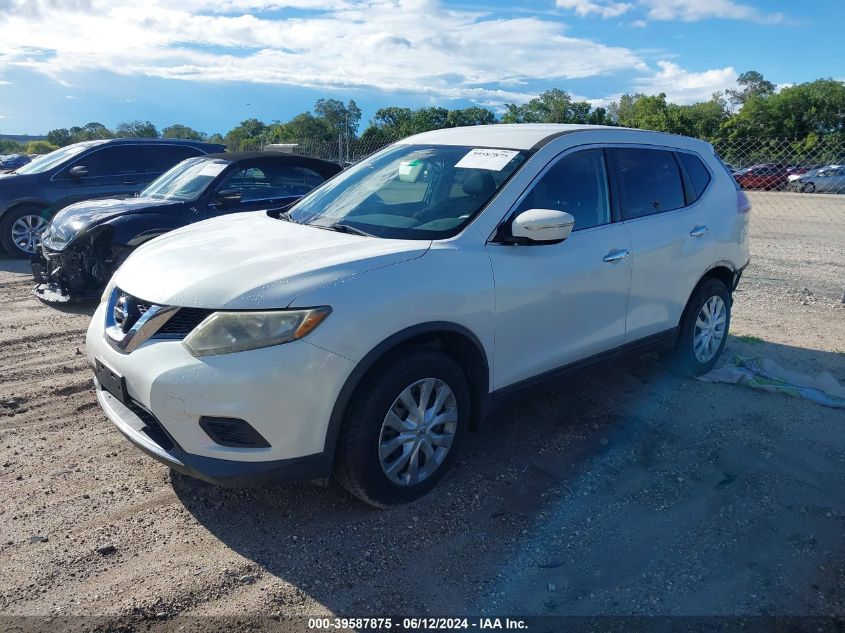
15, 142, 100, 175
141, 158, 230, 201
288, 144, 528, 239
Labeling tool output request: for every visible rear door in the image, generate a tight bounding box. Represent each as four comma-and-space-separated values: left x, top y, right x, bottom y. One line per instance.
610, 146, 716, 343
57, 144, 141, 207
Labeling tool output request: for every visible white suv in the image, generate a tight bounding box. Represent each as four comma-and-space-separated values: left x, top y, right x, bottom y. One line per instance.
86, 124, 750, 507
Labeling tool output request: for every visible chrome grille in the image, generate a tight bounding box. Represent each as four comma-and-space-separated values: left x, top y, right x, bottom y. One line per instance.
108, 289, 212, 350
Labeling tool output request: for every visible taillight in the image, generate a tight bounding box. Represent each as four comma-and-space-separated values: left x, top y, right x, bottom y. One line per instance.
736, 190, 751, 214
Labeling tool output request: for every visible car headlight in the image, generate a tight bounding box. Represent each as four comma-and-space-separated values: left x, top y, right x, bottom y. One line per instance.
183, 307, 332, 357
100, 279, 117, 304
42, 221, 84, 251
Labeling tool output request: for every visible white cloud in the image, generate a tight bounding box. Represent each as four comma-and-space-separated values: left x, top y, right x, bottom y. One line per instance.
0, 0, 647, 106
558, 0, 786, 23
555, 0, 632, 18
634, 61, 737, 103
637, 0, 785, 23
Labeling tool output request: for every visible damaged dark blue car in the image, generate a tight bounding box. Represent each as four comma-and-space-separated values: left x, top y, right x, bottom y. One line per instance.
32, 152, 341, 302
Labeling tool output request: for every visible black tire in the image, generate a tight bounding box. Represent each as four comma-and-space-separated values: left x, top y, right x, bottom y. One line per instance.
802, 182, 816, 193
334, 348, 471, 508
665, 278, 732, 377
0, 205, 51, 258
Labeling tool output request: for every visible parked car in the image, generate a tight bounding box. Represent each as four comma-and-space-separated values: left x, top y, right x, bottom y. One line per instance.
733, 163, 790, 190
0, 138, 225, 257
32, 152, 341, 301
795, 165, 845, 193
85, 124, 750, 507
0, 153, 32, 172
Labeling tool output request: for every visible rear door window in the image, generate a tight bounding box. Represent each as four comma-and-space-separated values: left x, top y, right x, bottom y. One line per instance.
612, 148, 685, 220
140, 145, 204, 175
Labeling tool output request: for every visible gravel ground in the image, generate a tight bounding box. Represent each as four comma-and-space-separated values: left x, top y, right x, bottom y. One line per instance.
0, 192, 843, 626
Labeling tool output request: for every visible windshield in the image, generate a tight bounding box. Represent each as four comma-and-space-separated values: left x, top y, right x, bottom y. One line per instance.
287, 144, 528, 239
15, 142, 101, 175
141, 157, 230, 201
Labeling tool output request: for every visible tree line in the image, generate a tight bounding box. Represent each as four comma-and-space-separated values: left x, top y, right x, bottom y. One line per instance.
3, 71, 842, 160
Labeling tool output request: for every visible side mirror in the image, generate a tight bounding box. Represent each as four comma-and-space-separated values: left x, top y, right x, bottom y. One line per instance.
511, 209, 575, 243
215, 189, 242, 205
68, 165, 88, 179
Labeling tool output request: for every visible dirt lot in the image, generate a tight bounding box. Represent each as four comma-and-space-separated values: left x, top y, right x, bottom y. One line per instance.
1, 193, 844, 625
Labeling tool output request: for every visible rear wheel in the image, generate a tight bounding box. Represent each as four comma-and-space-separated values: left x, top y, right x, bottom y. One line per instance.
334, 349, 470, 507
665, 278, 731, 376
0, 206, 50, 258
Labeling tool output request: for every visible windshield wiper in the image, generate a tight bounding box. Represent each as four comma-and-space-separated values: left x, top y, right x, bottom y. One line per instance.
323, 222, 373, 237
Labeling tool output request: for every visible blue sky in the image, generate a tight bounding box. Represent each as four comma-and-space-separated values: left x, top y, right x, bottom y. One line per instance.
1, 0, 843, 135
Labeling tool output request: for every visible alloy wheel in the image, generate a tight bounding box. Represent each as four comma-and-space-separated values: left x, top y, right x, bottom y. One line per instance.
11, 214, 48, 254
378, 377, 457, 486
693, 295, 727, 363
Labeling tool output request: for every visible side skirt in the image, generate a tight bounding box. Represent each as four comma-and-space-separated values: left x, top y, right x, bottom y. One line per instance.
483, 328, 678, 414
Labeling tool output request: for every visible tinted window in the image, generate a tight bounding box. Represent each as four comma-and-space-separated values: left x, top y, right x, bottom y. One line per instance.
218, 163, 315, 201
71, 145, 139, 177
140, 145, 204, 174
678, 152, 712, 200
303, 168, 326, 189
515, 149, 610, 231
613, 148, 685, 220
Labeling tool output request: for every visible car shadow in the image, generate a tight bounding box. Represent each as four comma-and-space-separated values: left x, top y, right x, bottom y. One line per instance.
172, 336, 845, 615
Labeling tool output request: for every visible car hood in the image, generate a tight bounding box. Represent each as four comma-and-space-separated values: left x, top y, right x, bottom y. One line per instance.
50, 196, 184, 230
113, 211, 430, 309
0, 172, 37, 186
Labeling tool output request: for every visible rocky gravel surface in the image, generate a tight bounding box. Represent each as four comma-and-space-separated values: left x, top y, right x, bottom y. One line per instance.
0, 192, 843, 628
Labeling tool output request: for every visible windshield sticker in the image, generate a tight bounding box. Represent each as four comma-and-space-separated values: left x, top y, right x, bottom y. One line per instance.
455, 149, 519, 171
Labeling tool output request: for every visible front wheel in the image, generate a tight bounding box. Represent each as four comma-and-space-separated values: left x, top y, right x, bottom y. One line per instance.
0, 206, 51, 258
334, 349, 470, 507
802, 182, 816, 193
665, 278, 731, 376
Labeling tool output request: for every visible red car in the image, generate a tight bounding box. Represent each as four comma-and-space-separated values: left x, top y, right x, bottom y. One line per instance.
734, 164, 790, 190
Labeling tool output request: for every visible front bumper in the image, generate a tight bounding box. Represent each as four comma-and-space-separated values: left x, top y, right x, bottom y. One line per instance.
86, 301, 356, 486
94, 382, 332, 486
31, 244, 100, 303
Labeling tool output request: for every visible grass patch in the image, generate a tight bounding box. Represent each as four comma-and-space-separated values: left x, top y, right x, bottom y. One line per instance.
732, 334, 765, 345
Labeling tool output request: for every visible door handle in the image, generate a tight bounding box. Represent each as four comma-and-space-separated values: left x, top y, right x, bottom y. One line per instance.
690, 225, 709, 237
603, 249, 630, 263
123, 180, 140, 185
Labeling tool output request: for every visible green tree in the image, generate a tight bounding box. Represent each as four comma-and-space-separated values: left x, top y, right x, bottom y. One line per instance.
0, 139, 24, 153
223, 118, 268, 151
25, 140, 59, 154
115, 120, 159, 138
445, 107, 496, 128
501, 89, 595, 124
726, 70, 776, 109
46, 128, 72, 147
208, 133, 225, 145
314, 98, 362, 140
267, 113, 336, 145
162, 124, 206, 140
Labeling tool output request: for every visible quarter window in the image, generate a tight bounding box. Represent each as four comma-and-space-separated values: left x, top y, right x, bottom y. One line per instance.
613, 148, 685, 220
515, 149, 611, 231
678, 152, 711, 200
